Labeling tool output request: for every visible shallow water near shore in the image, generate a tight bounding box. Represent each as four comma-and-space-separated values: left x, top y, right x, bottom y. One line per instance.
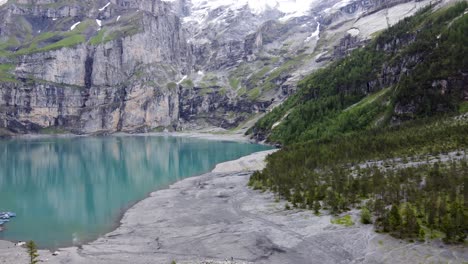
0, 135, 271, 249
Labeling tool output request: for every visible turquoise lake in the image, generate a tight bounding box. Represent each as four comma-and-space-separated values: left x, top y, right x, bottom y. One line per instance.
0, 135, 271, 249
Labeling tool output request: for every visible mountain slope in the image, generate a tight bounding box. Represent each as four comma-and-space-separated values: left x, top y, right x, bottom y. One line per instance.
249, 0, 468, 144
248, 1, 467, 244
0, 0, 440, 134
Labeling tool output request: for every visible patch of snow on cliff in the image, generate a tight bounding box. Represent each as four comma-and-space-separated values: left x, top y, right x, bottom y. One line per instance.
332, 0, 354, 10
272, 121, 281, 129
99, 2, 110, 12
177, 75, 188, 85
347, 28, 360, 36
187, 0, 318, 23
0, 0, 6, 6
116, 16, 121, 22
96, 19, 102, 27
70, 22, 81, 31
305, 21, 320, 42
322, 0, 355, 14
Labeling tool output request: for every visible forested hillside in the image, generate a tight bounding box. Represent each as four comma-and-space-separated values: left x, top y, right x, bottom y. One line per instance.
249, 1, 468, 144
248, 2, 467, 244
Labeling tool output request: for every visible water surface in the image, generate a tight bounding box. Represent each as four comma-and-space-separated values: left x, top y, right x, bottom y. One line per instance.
0, 135, 271, 248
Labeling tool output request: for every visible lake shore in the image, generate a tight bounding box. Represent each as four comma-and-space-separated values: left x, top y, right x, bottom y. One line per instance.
0, 139, 466, 263
1, 130, 257, 144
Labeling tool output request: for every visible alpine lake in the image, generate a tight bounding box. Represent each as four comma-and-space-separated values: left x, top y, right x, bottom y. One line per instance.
0, 135, 272, 248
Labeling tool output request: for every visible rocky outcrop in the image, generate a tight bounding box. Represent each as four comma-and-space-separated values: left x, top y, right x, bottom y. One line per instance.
179, 85, 272, 129
333, 34, 369, 58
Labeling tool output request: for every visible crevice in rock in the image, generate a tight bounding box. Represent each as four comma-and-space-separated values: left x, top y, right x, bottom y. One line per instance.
116, 86, 128, 132
85, 48, 96, 89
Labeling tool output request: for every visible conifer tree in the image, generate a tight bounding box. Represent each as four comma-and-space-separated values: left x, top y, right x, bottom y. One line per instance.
26, 241, 39, 264
389, 204, 402, 234
361, 207, 372, 224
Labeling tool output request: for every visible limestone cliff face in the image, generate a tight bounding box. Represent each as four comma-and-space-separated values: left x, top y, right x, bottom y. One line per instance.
0, 77, 179, 133
0, 0, 189, 133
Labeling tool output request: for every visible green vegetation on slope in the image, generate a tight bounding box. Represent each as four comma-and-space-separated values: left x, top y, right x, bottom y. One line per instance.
250, 118, 468, 243
0, 63, 17, 82
13, 20, 92, 55
249, 2, 468, 144
0, 12, 142, 57
249, 2, 468, 244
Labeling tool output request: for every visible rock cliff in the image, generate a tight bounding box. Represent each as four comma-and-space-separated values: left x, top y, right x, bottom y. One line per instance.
0, 0, 437, 134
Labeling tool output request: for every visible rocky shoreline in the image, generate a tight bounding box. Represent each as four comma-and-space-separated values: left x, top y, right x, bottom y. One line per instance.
0, 130, 253, 144
0, 145, 466, 263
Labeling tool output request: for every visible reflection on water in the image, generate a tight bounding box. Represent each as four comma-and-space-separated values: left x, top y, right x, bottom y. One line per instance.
0, 136, 271, 248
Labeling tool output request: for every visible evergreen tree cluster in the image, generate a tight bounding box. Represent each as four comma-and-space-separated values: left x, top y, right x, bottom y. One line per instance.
249, 118, 468, 243
250, 156, 467, 243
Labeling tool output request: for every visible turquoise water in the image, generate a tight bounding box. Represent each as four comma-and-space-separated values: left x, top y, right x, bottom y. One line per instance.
0, 135, 271, 249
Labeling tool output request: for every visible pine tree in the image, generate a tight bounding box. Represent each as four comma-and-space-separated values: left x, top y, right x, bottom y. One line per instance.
449, 199, 467, 242
26, 241, 39, 264
389, 204, 402, 234
403, 204, 420, 238
326, 190, 340, 215
292, 190, 303, 208
426, 197, 437, 229
306, 190, 316, 209
374, 198, 385, 217
418, 228, 426, 242
442, 214, 455, 243
361, 206, 372, 224
313, 200, 321, 216
381, 209, 391, 233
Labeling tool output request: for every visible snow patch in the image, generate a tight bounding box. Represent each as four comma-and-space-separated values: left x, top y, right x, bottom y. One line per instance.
99, 2, 110, 12
315, 51, 328, 60
116, 16, 121, 22
305, 21, 320, 42
187, 0, 318, 24
52, 18, 58, 21
321, 0, 354, 14
331, 0, 354, 10
70, 21, 81, 31
347, 28, 360, 37
197, 71, 204, 76
96, 19, 102, 27
0, 0, 6, 6
272, 121, 281, 129
177, 75, 188, 85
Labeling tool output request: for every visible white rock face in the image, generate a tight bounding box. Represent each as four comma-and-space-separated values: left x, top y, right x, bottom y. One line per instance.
0, 0, 6, 6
